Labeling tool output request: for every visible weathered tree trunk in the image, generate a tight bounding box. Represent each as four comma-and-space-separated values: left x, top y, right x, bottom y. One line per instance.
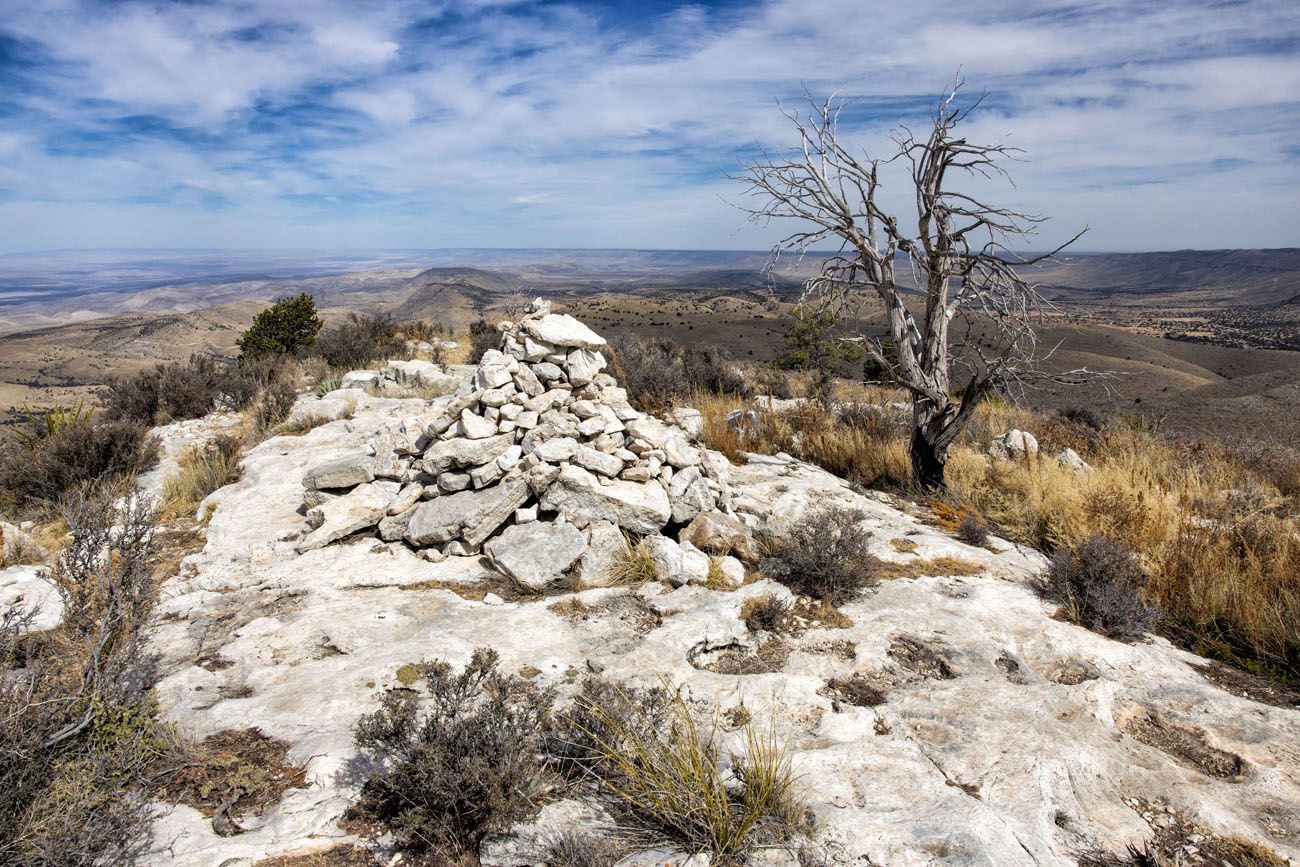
909, 422, 948, 492
909, 402, 951, 491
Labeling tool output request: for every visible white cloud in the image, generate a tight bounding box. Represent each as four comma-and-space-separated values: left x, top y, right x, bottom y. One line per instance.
0, 0, 1297, 251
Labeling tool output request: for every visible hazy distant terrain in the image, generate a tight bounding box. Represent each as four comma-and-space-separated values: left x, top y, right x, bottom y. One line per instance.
1, 246, 1297, 442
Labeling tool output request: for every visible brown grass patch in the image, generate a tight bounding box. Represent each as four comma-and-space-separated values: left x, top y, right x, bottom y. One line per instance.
161, 435, 243, 521
889, 537, 918, 553
160, 728, 308, 835
876, 556, 984, 580
252, 844, 376, 867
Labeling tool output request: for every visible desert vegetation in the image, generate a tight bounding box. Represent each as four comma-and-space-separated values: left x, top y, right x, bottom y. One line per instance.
0, 492, 179, 865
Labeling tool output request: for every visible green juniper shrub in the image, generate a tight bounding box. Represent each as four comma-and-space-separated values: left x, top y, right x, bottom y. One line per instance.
1034, 534, 1157, 641
759, 506, 879, 605
353, 648, 558, 865
237, 294, 322, 360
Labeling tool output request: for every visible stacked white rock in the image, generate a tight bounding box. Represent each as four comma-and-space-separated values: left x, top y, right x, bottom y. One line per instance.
294, 299, 749, 591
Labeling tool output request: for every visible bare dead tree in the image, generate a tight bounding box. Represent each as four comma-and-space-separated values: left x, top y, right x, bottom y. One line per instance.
737, 78, 1091, 490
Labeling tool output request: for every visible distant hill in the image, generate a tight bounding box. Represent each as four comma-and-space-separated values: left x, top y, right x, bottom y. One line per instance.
1033, 248, 1300, 307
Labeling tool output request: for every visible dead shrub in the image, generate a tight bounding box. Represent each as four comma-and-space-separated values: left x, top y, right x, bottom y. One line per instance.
353, 647, 558, 864
611, 334, 751, 410
314, 313, 404, 371
955, 514, 990, 546
759, 506, 878, 605
741, 594, 791, 633
822, 674, 887, 708
1035, 535, 1157, 641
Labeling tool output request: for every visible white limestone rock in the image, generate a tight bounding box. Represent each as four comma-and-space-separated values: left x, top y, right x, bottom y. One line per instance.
990, 429, 1040, 461
404, 478, 529, 547
302, 453, 375, 490
485, 522, 587, 589
295, 483, 389, 552
540, 465, 671, 534
522, 313, 608, 349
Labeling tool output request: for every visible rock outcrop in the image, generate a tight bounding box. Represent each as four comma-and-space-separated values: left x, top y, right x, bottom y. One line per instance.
293, 300, 738, 589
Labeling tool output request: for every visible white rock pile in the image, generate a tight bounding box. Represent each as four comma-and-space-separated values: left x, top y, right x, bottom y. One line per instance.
293, 300, 753, 590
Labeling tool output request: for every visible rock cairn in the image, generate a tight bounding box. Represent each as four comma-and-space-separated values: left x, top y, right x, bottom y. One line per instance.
294, 300, 754, 590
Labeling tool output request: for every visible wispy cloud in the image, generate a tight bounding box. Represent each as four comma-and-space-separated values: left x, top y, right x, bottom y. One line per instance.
0, 0, 1297, 252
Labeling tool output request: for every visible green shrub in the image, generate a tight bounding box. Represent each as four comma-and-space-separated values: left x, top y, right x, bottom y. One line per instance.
353, 648, 557, 863
759, 506, 879, 604
1035, 534, 1156, 640
237, 294, 322, 360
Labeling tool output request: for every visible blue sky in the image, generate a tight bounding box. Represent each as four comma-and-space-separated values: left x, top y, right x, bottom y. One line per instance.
0, 0, 1297, 253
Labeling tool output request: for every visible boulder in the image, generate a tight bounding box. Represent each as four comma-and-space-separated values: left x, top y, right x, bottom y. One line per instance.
286, 397, 351, 427
485, 522, 587, 589
457, 409, 498, 440
296, 483, 389, 552
385, 360, 459, 394
540, 465, 671, 534
644, 535, 708, 588
1056, 447, 1092, 472
566, 348, 607, 386
522, 313, 608, 349
666, 406, 704, 439
404, 479, 529, 547
990, 429, 1040, 461
303, 453, 376, 490
386, 482, 423, 516
340, 370, 381, 390
424, 433, 516, 472
663, 431, 701, 468
576, 520, 628, 587
668, 466, 716, 524
680, 510, 759, 563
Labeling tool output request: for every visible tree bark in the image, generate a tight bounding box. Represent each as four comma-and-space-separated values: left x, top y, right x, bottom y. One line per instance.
909, 420, 948, 492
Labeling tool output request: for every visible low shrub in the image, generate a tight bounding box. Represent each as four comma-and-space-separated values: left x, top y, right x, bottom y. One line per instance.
1, 492, 177, 866
611, 334, 751, 409
314, 313, 404, 370
104, 354, 263, 426
353, 647, 558, 864
955, 514, 990, 547
540, 830, 629, 867
467, 319, 499, 364
759, 507, 879, 605
1035, 535, 1157, 641
562, 677, 804, 859
741, 594, 791, 633
0, 418, 158, 516
250, 378, 299, 438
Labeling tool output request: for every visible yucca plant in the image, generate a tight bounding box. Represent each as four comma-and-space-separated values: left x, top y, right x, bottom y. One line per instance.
14, 400, 96, 449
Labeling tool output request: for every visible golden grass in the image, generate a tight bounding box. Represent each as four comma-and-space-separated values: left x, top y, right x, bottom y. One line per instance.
161, 437, 243, 521
604, 534, 660, 586
572, 679, 803, 860
876, 556, 985, 580
697, 383, 1300, 677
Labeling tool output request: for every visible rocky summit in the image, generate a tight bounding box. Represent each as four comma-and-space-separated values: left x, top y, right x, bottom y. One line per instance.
294, 299, 741, 590
73, 306, 1298, 867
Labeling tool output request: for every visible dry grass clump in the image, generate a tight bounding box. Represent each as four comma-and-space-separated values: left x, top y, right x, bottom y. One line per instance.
822, 674, 887, 708
1035, 535, 1157, 641
559, 677, 806, 861
162, 434, 244, 520
759, 506, 879, 605
876, 556, 984, 580
252, 844, 378, 867
605, 535, 660, 586
352, 648, 558, 864
539, 829, 630, 866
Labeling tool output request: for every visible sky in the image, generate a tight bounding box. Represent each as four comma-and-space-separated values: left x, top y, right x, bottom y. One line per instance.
0, 0, 1297, 254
